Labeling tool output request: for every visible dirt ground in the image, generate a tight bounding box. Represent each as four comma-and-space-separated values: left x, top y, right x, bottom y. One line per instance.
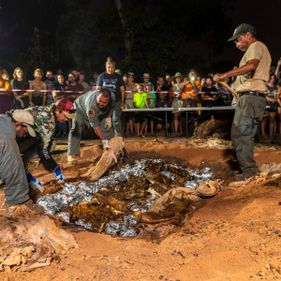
1, 138, 281, 281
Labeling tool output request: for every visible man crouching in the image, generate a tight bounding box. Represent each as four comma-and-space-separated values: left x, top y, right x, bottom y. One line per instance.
0, 110, 41, 211
67, 89, 117, 163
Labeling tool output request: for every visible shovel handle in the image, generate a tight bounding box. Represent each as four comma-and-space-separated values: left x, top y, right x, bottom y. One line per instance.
218, 80, 238, 100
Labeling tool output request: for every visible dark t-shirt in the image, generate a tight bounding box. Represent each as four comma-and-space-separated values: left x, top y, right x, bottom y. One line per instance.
10, 79, 29, 95
65, 82, 84, 101
45, 79, 56, 90
202, 86, 217, 93
156, 100, 171, 108
10, 79, 30, 108
97, 72, 124, 102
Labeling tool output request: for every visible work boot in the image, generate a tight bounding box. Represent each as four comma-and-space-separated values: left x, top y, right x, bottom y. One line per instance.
67, 155, 79, 164
231, 173, 256, 185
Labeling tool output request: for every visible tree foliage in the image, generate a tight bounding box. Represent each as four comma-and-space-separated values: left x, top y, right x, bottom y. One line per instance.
0, 0, 234, 76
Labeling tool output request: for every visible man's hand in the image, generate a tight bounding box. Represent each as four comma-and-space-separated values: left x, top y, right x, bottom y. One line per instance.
120, 104, 125, 111
54, 166, 65, 184
104, 117, 112, 129
213, 73, 228, 82
102, 139, 111, 150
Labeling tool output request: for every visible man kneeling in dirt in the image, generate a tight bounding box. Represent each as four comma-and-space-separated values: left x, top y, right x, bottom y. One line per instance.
0, 111, 39, 209
67, 89, 117, 163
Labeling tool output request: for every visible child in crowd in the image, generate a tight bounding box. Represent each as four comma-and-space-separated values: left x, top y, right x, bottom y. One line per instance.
133, 84, 149, 137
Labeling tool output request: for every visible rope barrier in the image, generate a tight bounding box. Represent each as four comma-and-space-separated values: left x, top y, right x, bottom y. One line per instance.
0, 88, 85, 94
0, 88, 230, 96
125, 90, 231, 95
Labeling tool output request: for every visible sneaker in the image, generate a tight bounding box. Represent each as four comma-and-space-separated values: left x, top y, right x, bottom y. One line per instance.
67, 155, 79, 164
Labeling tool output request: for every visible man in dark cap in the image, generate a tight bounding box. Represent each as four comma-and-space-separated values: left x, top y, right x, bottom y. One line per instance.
213, 23, 271, 181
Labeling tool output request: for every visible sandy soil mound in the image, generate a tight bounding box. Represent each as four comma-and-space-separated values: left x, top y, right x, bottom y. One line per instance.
1, 137, 280, 281
0, 207, 77, 272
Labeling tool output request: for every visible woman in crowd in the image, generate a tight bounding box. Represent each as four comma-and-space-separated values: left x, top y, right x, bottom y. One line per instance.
52, 74, 66, 101
10, 67, 30, 108
171, 72, 184, 135
0, 69, 13, 113
181, 70, 200, 107
29, 68, 47, 106
52, 98, 74, 137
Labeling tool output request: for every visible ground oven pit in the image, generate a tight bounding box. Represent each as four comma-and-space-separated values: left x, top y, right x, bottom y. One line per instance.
37, 152, 224, 239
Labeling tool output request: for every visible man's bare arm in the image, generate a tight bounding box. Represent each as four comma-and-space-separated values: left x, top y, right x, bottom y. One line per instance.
213, 59, 259, 82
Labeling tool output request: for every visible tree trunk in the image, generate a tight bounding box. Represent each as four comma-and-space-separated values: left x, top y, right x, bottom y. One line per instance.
114, 0, 132, 61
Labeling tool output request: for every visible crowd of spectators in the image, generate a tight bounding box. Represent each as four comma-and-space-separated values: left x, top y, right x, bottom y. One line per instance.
0, 57, 281, 142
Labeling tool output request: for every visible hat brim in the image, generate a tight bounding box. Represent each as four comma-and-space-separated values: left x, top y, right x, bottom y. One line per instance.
25, 124, 36, 137
227, 33, 242, 42
63, 111, 75, 119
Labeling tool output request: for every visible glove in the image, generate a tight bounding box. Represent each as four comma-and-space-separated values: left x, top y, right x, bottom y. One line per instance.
104, 117, 112, 129
54, 166, 65, 183
27, 172, 44, 192
102, 139, 111, 150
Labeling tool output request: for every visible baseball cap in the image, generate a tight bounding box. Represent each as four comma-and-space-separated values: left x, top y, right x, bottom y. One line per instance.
56, 98, 74, 111
63, 109, 76, 119
12, 110, 36, 137
227, 23, 256, 42
56, 98, 75, 119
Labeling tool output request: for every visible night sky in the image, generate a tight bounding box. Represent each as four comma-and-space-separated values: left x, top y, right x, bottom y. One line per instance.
229, 0, 281, 64
0, 0, 280, 74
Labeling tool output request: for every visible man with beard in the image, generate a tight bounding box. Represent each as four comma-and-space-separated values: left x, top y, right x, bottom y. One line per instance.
67, 89, 116, 163
213, 23, 271, 181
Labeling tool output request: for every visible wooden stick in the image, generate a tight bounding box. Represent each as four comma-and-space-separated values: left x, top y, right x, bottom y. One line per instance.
218, 80, 238, 100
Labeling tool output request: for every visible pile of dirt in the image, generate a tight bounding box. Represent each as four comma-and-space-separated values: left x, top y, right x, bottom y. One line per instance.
1, 137, 280, 280
0, 207, 77, 272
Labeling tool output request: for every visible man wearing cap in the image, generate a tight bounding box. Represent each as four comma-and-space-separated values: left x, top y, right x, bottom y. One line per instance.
67, 89, 116, 163
0, 110, 35, 207
213, 23, 271, 181
16, 106, 66, 190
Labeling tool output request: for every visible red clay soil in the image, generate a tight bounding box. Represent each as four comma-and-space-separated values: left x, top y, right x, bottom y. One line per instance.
2, 138, 281, 281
